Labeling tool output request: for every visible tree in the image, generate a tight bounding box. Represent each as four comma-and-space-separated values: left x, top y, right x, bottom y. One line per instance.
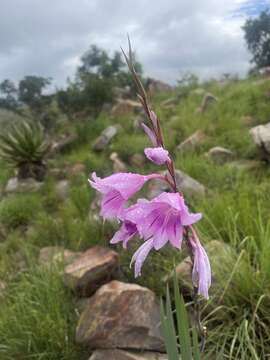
18, 76, 51, 110
243, 10, 270, 68
0, 79, 18, 110
57, 44, 144, 117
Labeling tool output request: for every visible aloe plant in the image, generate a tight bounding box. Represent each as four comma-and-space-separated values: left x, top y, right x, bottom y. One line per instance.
0, 120, 50, 180
160, 273, 202, 360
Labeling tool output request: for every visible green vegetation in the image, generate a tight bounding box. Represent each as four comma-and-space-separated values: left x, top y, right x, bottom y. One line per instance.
243, 10, 270, 69
0, 120, 50, 180
0, 74, 270, 359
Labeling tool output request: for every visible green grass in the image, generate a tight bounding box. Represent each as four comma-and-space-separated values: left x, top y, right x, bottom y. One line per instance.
0, 77, 270, 358
0, 193, 43, 229
0, 265, 87, 360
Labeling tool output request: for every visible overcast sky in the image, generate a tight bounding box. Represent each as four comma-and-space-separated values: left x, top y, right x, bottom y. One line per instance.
0, 0, 269, 88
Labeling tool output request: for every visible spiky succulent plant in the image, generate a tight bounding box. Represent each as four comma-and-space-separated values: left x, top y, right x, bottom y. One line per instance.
0, 120, 50, 180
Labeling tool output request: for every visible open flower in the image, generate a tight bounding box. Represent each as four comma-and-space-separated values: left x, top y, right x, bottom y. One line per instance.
110, 202, 145, 248
189, 228, 211, 299
127, 192, 202, 276
89, 172, 161, 219
110, 220, 138, 248
144, 147, 170, 165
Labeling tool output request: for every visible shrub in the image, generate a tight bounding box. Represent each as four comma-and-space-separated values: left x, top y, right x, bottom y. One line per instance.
0, 120, 50, 180
0, 194, 43, 228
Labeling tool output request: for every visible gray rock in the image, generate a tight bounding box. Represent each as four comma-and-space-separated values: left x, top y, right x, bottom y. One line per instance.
0, 225, 7, 242
206, 146, 234, 164
148, 78, 173, 97
48, 167, 66, 180
163, 240, 236, 295
64, 246, 119, 297
55, 180, 70, 200
50, 134, 78, 154
133, 115, 145, 130
93, 125, 119, 151
196, 92, 218, 113
228, 160, 262, 171
113, 86, 131, 99
250, 123, 270, 161
130, 153, 145, 168
177, 130, 206, 153
111, 100, 142, 117
110, 152, 127, 173
241, 115, 257, 127
76, 281, 164, 351
0, 280, 6, 298
39, 246, 81, 267
148, 169, 205, 199
5, 177, 43, 194
89, 349, 167, 360
161, 97, 176, 108
191, 88, 206, 96
67, 163, 86, 177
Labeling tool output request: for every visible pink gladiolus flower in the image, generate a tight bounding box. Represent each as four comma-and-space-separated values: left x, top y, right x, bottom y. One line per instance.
189, 228, 211, 299
110, 220, 138, 248
131, 238, 154, 277
144, 147, 170, 165
110, 203, 145, 248
89, 172, 161, 219
141, 123, 158, 146
127, 192, 202, 276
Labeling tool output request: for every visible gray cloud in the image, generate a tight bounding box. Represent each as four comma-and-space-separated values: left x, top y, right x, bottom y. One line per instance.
0, 0, 251, 87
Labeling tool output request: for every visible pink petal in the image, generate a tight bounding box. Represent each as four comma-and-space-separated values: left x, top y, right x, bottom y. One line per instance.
141, 123, 158, 146
181, 211, 202, 226
144, 147, 170, 165
189, 230, 211, 299
100, 190, 125, 219
110, 221, 137, 248
131, 238, 154, 277
167, 216, 183, 249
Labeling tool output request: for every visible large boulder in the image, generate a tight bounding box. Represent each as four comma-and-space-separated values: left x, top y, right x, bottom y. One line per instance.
64, 246, 119, 297
206, 146, 234, 164
250, 123, 270, 161
89, 350, 167, 360
93, 125, 120, 151
148, 169, 205, 199
5, 177, 43, 194
177, 130, 207, 153
76, 281, 164, 351
111, 100, 142, 117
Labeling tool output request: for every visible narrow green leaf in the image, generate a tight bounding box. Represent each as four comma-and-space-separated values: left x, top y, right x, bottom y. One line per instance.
192, 327, 201, 360
160, 300, 179, 360
173, 271, 192, 360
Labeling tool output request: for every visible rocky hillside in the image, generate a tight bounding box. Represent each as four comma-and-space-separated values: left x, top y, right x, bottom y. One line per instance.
0, 76, 270, 359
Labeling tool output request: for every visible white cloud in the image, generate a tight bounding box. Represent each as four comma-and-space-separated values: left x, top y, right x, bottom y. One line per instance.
0, 0, 252, 86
